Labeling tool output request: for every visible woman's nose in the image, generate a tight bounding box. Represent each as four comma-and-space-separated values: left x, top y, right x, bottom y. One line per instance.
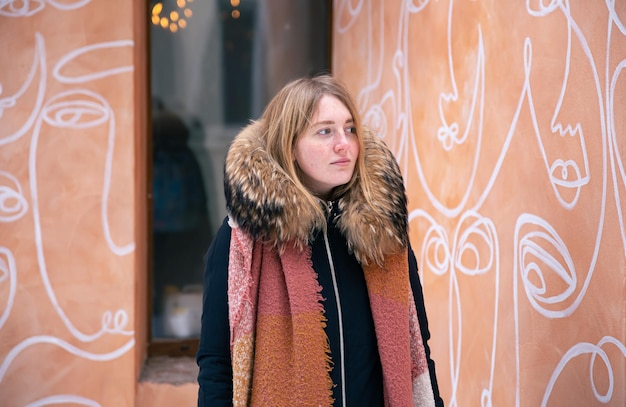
334, 130, 349, 151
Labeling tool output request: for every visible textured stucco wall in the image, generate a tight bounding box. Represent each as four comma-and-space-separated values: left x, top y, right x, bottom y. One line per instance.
332, 1, 626, 406
0, 1, 143, 405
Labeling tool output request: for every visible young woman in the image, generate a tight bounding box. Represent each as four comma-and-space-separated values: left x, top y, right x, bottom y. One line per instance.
196, 75, 444, 406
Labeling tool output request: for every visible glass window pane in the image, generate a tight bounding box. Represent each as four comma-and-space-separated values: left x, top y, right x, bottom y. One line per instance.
149, 0, 331, 342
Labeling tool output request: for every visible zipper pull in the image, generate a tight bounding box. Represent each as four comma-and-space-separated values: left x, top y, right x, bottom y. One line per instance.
326, 200, 337, 220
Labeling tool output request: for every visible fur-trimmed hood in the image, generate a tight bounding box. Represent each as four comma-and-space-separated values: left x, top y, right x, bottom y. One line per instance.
224, 120, 409, 265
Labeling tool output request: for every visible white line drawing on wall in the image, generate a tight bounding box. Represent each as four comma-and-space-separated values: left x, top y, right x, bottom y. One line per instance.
0, 334, 135, 382
0, 31, 136, 397
527, 1, 592, 210
0, 0, 92, 17
29, 91, 135, 342
335, 0, 626, 405
540, 336, 626, 407
53, 40, 134, 84
436, 6, 483, 154
0, 171, 28, 222
334, 0, 365, 34
522, 0, 606, 318
411, 208, 500, 407
25, 394, 101, 407
37, 89, 136, 257
609, 57, 626, 251
0, 32, 46, 147
606, 2, 626, 252
0, 247, 17, 331
514, 213, 577, 319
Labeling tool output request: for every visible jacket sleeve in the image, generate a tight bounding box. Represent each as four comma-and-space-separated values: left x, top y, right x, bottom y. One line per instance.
408, 245, 445, 407
196, 218, 233, 406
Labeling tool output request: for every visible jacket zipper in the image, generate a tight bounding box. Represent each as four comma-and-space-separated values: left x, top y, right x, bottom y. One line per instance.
323, 201, 347, 407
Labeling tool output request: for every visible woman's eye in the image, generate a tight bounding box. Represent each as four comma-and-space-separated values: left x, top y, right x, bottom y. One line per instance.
346, 126, 357, 134
317, 128, 332, 135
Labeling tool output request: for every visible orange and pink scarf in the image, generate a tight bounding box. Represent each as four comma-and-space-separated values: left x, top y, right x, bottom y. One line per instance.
228, 223, 435, 406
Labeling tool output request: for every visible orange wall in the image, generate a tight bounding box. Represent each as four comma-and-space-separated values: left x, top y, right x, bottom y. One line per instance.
332, 1, 626, 406
0, 1, 146, 406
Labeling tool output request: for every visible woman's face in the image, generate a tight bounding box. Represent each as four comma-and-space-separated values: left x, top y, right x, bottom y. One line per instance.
293, 94, 359, 198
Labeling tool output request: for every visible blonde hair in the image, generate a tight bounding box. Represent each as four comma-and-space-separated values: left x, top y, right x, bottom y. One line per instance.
259, 74, 374, 223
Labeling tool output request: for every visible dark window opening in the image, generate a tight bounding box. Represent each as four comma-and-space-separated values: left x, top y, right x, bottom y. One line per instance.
148, 0, 332, 356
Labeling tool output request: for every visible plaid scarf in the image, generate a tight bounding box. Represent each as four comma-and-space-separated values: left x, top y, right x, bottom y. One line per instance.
228, 223, 435, 406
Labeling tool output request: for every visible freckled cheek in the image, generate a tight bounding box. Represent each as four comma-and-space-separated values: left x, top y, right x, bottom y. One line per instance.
302, 160, 318, 171
296, 153, 320, 172
351, 141, 360, 157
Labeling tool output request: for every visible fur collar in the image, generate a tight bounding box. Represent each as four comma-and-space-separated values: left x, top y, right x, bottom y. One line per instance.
224, 120, 408, 265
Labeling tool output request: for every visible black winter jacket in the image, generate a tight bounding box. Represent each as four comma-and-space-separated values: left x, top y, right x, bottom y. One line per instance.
196, 215, 444, 407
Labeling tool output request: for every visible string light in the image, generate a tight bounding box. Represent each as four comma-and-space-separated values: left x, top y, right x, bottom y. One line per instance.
230, 0, 240, 19
151, 0, 193, 33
